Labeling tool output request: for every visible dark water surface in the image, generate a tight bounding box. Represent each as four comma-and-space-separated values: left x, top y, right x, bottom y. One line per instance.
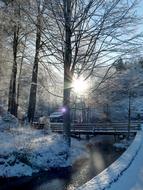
0, 136, 124, 190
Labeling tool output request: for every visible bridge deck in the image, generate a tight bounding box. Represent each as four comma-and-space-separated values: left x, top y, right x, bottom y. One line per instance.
51, 122, 141, 135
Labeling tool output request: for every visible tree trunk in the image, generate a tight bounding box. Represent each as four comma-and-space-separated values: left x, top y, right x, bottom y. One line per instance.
27, 13, 41, 123
8, 25, 19, 117
63, 0, 72, 147
63, 79, 71, 146
16, 56, 23, 113
17, 36, 27, 114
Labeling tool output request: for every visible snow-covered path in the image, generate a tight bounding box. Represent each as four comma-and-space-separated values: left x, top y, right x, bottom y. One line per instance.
109, 132, 143, 190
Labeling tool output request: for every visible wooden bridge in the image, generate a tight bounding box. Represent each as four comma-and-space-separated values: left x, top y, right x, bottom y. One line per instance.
50, 122, 141, 136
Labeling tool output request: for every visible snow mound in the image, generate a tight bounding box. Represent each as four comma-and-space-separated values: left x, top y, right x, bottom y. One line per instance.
0, 162, 33, 177
0, 128, 71, 177
113, 139, 133, 150
0, 108, 18, 130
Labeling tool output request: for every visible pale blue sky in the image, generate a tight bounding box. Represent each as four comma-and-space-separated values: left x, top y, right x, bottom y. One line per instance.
137, 0, 143, 19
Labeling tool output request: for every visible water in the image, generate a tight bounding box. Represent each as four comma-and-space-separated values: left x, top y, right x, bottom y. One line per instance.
0, 136, 124, 190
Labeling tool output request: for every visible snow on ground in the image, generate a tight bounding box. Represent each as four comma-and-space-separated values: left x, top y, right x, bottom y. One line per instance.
0, 121, 88, 178
0, 127, 69, 177
108, 128, 143, 190
77, 128, 143, 190
0, 108, 18, 130
1, 113, 18, 125
113, 138, 133, 150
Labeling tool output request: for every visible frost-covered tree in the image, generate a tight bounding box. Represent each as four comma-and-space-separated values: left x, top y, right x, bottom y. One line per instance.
44, 0, 141, 146
27, 0, 45, 122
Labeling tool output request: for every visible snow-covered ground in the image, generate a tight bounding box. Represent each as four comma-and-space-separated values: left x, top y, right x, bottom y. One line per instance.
108, 128, 143, 190
113, 138, 133, 150
77, 128, 143, 190
0, 128, 68, 177
0, 113, 88, 178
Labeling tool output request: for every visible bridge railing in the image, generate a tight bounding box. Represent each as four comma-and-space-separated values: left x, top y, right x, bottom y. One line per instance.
50, 122, 141, 133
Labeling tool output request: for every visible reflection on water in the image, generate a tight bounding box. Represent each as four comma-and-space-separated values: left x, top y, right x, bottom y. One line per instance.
1, 136, 124, 190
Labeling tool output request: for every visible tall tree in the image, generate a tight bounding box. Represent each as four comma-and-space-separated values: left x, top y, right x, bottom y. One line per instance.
8, 1, 20, 116
27, 0, 45, 122
47, 0, 140, 146
16, 34, 28, 113
63, 0, 72, 146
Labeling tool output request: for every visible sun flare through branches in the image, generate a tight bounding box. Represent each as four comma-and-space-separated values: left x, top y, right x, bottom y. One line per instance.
72, 77, 88, 95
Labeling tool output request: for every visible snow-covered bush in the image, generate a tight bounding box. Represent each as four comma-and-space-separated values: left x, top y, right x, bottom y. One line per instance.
0, 128, 70, 177
2, 112, 18, 124
0, 109, 18, 130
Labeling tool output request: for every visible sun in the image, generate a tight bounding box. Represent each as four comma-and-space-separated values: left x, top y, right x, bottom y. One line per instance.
72, 77, 88, 95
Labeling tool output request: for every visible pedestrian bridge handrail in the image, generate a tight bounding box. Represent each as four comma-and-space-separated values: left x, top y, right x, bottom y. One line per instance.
51, 122, 141, 134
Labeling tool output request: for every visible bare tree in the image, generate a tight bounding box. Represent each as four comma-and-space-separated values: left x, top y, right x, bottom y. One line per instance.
7, 1, 21, 116
27, 0, 46, 122
44, 0, 140, 146
2, 0, 32, 117
16, 34, 28, 113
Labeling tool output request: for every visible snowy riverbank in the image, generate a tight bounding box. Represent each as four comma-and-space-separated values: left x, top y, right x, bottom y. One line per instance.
0, 125, 88, 178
